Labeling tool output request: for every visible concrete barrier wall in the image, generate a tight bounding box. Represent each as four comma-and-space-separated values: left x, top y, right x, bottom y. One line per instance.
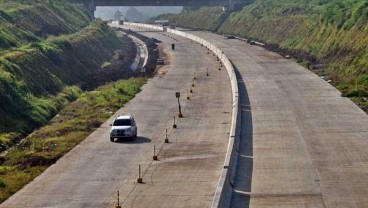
125, 22, 240, 208
129, 35, 149, 71
129, 41, 141, 71
110, 24, 149, 71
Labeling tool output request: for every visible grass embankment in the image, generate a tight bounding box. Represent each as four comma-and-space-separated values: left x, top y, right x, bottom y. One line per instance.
0, 20, 122, 150
0, 77, 146, 202
0, 0, 127, 151
154, 7, 227, 31
0, 0, 90, 49
160, 0, 368, 112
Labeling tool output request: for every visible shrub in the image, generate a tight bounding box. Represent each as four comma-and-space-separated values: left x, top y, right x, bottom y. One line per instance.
346, 86, 368, 97
0, 178, 6, 188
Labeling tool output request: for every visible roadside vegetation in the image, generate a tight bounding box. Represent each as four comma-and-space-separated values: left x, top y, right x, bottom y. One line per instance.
0, 0, 126, 152
159, 0, 368, 112
0, 0, 91, 49
0, 77, 146, 202
0, 21, 122, 138
153, 7, 228, 31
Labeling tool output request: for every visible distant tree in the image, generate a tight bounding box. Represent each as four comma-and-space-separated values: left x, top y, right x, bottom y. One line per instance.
114, 10, 123, 20
181, 6, 201, 13
125, 7, 145, 22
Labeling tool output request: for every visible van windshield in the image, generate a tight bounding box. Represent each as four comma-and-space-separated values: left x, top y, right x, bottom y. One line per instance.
113, 119, 131, 126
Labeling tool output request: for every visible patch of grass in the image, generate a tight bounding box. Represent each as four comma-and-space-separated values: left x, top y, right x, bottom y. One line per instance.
0, 166, 47, 197
101, 61, 111, 68
0, 132, 21, 152
0, 77, 146, 203
0, 0, 91, 51
0, 178, 6, 188
0, 166, 13, 174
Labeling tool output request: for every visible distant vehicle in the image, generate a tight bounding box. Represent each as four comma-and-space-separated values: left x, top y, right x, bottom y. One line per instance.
157, 58, 164, 65
155, 20, 170, 26
224, 35, 235, 39
110, 115, 137, 142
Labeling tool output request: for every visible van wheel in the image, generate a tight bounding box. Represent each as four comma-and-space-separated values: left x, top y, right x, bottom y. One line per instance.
110, 137, 114, 142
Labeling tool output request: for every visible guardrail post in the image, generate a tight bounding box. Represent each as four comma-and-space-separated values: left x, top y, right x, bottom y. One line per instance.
165, 129, 169, 143
115, 190, 122, 208
137, 165, 143, 183
173, 116, 177, 128
153, 145, 158, 160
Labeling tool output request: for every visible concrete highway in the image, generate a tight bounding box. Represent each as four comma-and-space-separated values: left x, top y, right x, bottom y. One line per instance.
187, 30, 368, 207
3, 23, 368, 208
1, 30, 232, 207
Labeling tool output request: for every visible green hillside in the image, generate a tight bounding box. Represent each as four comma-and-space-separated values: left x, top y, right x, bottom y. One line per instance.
0, 0, 90, 49
156, 7, 227, 31
160, 0, 368, 112
0, 0, 123, 150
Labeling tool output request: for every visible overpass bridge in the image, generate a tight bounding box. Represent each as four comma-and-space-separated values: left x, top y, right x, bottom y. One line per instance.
70, 0, 252, 13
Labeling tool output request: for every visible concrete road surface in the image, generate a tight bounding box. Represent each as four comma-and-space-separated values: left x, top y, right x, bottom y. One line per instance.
1, 30, 232, 207
187, 30, 368, 208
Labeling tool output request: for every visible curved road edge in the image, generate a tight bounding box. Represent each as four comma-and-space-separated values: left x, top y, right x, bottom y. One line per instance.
123, 22, 240, 208
128, 34, 149, 71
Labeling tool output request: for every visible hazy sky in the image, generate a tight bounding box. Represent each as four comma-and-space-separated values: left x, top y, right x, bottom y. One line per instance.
95, 6, 182, 20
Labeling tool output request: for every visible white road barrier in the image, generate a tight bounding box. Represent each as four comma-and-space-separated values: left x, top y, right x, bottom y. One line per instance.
129, 35, 148, 71
110, 23, 149, 72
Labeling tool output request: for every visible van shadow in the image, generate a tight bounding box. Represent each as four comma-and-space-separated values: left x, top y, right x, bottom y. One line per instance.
113, 136, 151, 144
231, 64, 253, 208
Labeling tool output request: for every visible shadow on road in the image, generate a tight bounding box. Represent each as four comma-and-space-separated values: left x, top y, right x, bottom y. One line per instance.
231, 65, 253, 208
113, 136, 151, 144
